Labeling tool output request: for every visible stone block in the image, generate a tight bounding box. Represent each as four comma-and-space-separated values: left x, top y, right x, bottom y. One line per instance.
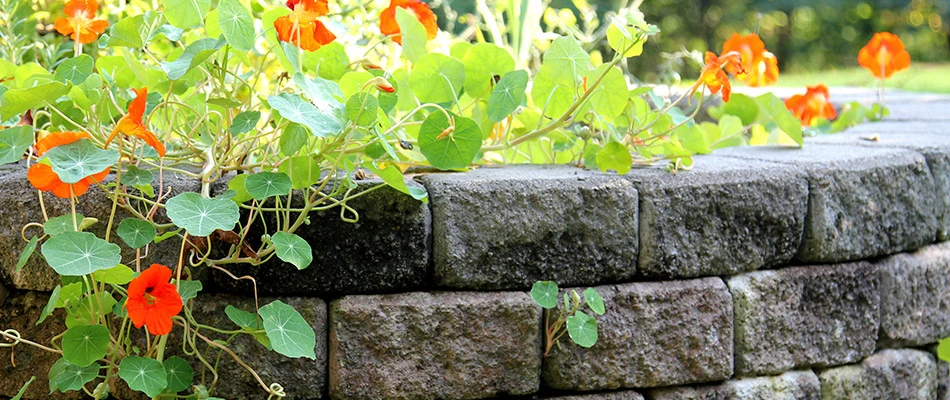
329, 291, 541, 399
543, 278, 733, 390
647, 370, 821, 400
728, 262, 879, 376
546, 391, 644, 400
877, 242, 950, 347
211, 178, 430, 296
0, 162, 201, 291
421, 165, 638, 290
819, 349, 937, 400
626, 155, 807, 278
886, 101, 950, 121
718, 144, 937, 263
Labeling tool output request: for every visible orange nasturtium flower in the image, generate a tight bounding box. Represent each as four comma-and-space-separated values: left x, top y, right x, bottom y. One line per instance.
858, 32, 911, 79
126, 264, 183, 336
104, 88, 166, 157
721, 33, 779, 87
54, 0, 109, 44
27, 132, 110, 198
274, 0, 337, 51
784, 84, 838, 126
379, 0, 438, 45
689, 51, 745, 102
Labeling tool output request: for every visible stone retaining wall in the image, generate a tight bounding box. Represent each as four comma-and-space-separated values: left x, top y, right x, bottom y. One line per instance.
2, 89, 950, 399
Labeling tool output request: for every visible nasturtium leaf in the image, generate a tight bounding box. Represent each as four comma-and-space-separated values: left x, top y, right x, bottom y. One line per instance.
123, 165, 153, 187
166, 192, 240, 237
394, 7, 428, 63
49, 358, 99, 393
15, 235, 37, 273
119, 356, 167, 398
62, 324, 110, 367
531, 63, 575, 117
596, 141, 632, 175
530, 281, 558, 309
54, 55, 94, 85
37, 285, 62, 326
487, 70, 528, 123
44, 139, 117, 184
117, 218, 156, 249
676, 124, 710, 154
107, 11, 166, 48
226, 174, 253, 205
338, 71, 374, 99
543, 36, 590, 76
162, 37, 226, 80
45, 214, 85, 236
153, 228, 181, 243
418, 112, 481, 170
218, 0, 255, 51
10, 376, 34, 400
271, 232, 312, 270
226, 305, 261, 329
259, 300, 316, 359
244, 171, 293, 200
177, 280, 203, 303
344, 93, 379, 127
583, 287, 605, 315
306, 42, 350, 80
42, 232, 121, 276
57, 281, 84, 308
268, 93, 343, 137
938, 338, 950, 362
710, 93, 758, 126
365, 161, 428, 203
65, 292, 117, 328
163, 356, 193, 393
409, 53, 465, 105
164, 0, 211, 28
294, 72, 344, 107
566, 311, 598, 348
229, 111, 261, 135
754, 93, 802, 146
462, 43, 515, 97
279, 122, 309, 157
583, 64, 629, 119
92, 264, 134, 285
0, 126, 33, 165
606, 18, 646, 57
0, 81, 70, 121
278, 155, 322, 190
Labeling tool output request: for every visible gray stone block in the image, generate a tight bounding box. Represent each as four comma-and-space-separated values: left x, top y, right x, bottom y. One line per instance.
210, 178, 430, 296
718, 144, 937, 263
329, 291, 541, 399
0, 162, 201, 291
546, 391, 645, 400
878, 242, 950, 347
728, 262, 879, 376
421, 165, 638, 290
543, 278, 733, 390
819, 349, 937, 400
886, 101, 950, 122
647, 370, 821, 400
626, 155, 807, 278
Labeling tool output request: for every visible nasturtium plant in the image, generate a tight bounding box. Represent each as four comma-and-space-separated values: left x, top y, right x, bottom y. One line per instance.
530, 281, 607, 356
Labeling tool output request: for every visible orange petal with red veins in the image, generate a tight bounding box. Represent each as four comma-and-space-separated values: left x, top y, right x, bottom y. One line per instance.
127, 88, 148, 122
54, 18, 75, 36
27, 164, 61, 192
36, 131, 89, 156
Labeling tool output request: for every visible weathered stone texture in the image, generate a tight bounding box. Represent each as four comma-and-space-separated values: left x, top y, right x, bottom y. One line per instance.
211, 178, 430, 296
819, 349, 937, 400
718, 144, 937, 263
329, 291, 542, 400
543, 278, 733, 391
0, 162, 200, 291
546, 391, 645, 400
877, 242, 950, 347
648, 370, 821, 400
422, 165, 638, 290
728, 262, 879, 376
627, 155, 807, 278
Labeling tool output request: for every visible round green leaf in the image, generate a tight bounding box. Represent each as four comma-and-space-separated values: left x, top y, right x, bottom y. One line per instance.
409, 53, 465, 104
92, 264, 134, 285
163, 356, 193, 393
44, 214, 85, 236
244, 171, 293, 200
418, 112, 481, 170
0, 126, 34, 165
530, 281, 558, 309
117, 218, 156, 249
15, 235, 38, 273
566, 311, 598, 348
394, 7, 428, 63
55, 55, 94, 85
269, 92, 344, 138
42, 231, 121, 276
229, 111, 261, 135
123, 165, 153, 187
531, 64, 576, 117
226, 305, 261, 329
163, 0, 210, 28
583, 287, 606, 315
596, 141, 633, 175
583, 64, 629, 119
166, 192, 240, 237
45, 139, 117, 184
462, 43, 515, 97
606, 20, 645, 58
487, 70, 528, 123
218, 0, 255, 51
177, 280, 203, 303
277, 155, 322, 190
271, 232, 312, 270
65, 292, 117, 328
226, 174, 253, 204
542, 36, 591, 76
259, 300, 316, 359
48, 358, 99, 393
119, 356, 167, 398
344, 93, 379, 127
62, 324, 110, 367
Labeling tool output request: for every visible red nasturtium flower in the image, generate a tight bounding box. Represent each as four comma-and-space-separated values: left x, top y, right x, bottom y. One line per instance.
27, 132, 110, 198
126, 264, 183, 336
274, 0, 337, 51
721, 33, 779, 87
54, 0, 109, 44
104, 88, 166, 157
858, 32, 911, 79
689, 51, 745, 102
379, 0, 438, 45
785, 84, 838, 126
